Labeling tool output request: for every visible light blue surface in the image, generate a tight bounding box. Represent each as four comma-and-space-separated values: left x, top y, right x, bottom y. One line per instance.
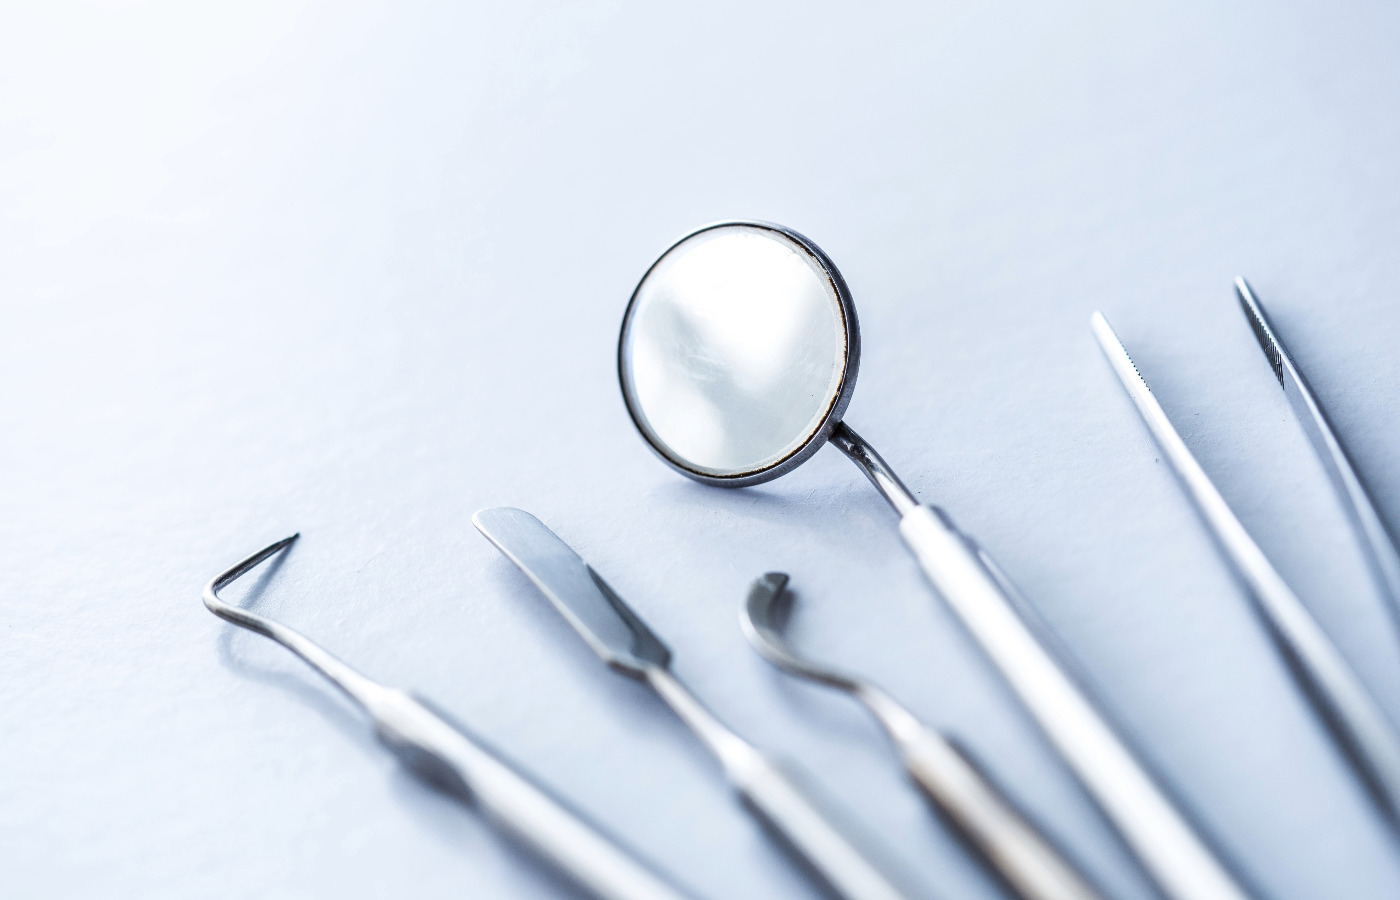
3, 2, 1400, 897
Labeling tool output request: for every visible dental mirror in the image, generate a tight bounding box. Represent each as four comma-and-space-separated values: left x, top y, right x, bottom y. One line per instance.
618, 221, 859, 486
616, 221, 1254, 900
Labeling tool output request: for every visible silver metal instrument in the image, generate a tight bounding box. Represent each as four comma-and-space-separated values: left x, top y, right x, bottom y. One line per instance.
1093, 293, 1400, 822
741, 573, 1103, 900
615, 220, 1252, 900
1234, 277, 1400, 638
203, 534, 695, 900
473, 506, 920, 900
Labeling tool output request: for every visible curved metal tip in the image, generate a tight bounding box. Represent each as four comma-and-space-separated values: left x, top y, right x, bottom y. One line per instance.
200, 532, 385, 709
203, 533, 300, 618
743, 572, 786, 640
740, 574, 859, 693
742, 572, 791, 641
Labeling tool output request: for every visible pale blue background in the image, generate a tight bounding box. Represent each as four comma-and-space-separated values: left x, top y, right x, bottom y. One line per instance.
3, 2, 1400, 897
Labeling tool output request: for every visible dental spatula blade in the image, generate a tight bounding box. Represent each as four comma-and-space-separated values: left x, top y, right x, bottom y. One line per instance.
474, 507, 920, 900
202, 535, 697, 900
1091, 311, 1400, 822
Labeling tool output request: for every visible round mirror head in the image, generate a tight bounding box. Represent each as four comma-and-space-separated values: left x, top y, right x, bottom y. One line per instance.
618, 221, 860, 487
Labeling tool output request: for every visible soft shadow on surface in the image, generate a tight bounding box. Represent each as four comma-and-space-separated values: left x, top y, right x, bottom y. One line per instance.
1099, 341, 1400, 848
477, 550, 878, 898
645, 464, 891, 525
210, 545, 634, 898
385, 765, 635, 900
743, 579, 897, 745
213, 544, 369, 748
652, 460, 1264, 898
476, 550, 727, 777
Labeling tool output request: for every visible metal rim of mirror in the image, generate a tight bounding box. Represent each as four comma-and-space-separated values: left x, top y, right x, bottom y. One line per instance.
616, 220, 862, 488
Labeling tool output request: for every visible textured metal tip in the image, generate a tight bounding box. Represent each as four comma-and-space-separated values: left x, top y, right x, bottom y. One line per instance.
1090, 312, 1152, 396
1234, 277, 1285, 389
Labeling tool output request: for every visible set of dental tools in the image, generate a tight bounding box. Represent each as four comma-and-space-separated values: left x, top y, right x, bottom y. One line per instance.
202, 221, 1400, 900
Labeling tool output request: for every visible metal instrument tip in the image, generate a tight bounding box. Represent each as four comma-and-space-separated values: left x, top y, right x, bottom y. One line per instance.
1234, 277, 1285, 389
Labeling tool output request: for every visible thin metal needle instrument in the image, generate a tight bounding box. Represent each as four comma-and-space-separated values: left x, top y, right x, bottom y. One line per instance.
1091, 310, 1400, 822
1235, 277, 1400, 638
203, 534, 696, 900
741, 573, 1103, 900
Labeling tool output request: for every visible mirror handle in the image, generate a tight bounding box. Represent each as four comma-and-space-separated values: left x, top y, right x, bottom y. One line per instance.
898, 505, 1250, 900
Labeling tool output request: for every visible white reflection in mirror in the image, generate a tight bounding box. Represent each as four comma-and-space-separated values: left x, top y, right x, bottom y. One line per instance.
622, 225, 848, 476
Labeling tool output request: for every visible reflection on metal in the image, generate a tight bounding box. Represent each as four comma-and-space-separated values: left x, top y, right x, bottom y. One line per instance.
474, 507, 917, 900
203, 535, 695, 900
618, 220, 1254, 900
1234, 277, 1400, 643
741, 573, 1104, 900
619, 221, 860, 486
1094, 296, 1400, 826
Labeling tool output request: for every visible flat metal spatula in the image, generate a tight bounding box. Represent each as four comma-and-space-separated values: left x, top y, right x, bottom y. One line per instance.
474, 506, 921, 900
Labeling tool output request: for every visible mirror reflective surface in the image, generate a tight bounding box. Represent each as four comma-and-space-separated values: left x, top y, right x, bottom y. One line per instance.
619, 223, 857, 482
